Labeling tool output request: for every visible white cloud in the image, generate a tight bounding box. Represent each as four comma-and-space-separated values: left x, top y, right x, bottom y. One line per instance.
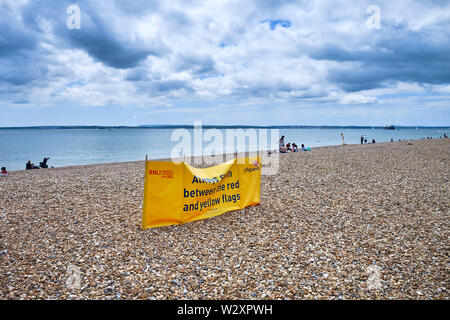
340, 94, 378, 104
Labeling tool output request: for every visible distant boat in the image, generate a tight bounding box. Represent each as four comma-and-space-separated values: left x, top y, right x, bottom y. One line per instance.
383, 125, 395, 130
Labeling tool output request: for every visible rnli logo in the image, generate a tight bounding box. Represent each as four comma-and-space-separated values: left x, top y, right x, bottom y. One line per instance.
149, 169, 174, 179
244, 161, 260, 173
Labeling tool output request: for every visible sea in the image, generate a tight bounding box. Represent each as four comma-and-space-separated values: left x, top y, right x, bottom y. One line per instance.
0, 126, 448, 171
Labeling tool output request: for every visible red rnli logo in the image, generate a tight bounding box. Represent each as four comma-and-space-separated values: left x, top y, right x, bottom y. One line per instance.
149, 169, 174, 179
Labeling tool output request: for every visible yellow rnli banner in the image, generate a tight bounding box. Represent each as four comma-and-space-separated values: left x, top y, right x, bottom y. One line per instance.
142, 157, 261, 229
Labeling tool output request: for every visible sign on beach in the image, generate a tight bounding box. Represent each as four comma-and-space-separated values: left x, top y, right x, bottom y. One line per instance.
142, 157, 261, 229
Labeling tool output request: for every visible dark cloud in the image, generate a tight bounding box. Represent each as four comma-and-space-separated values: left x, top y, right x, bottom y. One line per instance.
125, 68, 150, 82
12, 99, 30, 104
21, 0, 166, 69
174, 54, 217, 75
0, 12, 36, 57
308, 24, 450, 91
153, 80, 192, 93
0, 57, 49, 85
64, 28, 154, 69
0, 4, 50, 86
134, 79, 193, 97
165, 9, 192, 29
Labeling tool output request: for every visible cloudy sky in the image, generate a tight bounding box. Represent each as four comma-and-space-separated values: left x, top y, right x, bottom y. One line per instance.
1, 0, 449, 126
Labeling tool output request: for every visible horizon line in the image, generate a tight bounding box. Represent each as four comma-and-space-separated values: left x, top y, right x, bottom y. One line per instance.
1, 124, 449, 129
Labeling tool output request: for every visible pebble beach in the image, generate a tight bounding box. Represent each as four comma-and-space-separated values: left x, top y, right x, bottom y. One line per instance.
0, 139, 448, 300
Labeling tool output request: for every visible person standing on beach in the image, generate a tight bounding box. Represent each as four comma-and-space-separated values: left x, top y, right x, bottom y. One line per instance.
361, 135, 364, 144
364, 135, 368, 144
279, 136, 285, 152
340, 133, 346, 145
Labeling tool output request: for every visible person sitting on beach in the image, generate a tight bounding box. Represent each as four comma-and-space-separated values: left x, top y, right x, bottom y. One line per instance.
280, 144, 287, 153
292, 143, 298, 152
1, 167, 7, 176
286, 143, 291, 152
39, 157, 50, 169
301, 144, 308, 151
26, 160, 40, 170
372, 139, 376, 144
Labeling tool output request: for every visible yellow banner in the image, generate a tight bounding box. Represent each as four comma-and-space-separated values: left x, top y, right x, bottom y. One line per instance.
142, 157, 261, 229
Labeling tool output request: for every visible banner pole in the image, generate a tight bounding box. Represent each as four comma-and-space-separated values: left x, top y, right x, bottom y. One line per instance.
142, 154, 149, 229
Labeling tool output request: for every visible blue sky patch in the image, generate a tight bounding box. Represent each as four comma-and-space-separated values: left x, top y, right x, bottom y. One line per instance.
261, 19, 292, 30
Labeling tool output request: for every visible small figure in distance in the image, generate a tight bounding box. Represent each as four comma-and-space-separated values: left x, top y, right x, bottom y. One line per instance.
278, 135, 285, 152
286, 143, 291, 152
1, 167, 8, 176
361, 135, 364, 144
39, 157, 50, 169
372, 139, 376, 144
26, 160, 40, 170
280, 144, 287, 153
292, 143, 298, 152
301, 144, 308, 151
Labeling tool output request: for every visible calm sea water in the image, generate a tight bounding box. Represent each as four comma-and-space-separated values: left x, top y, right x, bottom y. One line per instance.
0, 127, 448, 171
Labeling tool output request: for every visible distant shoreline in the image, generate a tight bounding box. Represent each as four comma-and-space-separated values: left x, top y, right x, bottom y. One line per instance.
3, 138, 441, 173
1, 127, 448, 172
1, 125, 449, 130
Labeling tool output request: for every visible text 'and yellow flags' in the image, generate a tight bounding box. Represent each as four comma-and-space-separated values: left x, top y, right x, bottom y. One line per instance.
142, 157, 261, 229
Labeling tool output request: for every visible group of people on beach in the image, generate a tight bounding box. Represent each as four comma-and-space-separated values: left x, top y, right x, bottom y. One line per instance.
26, 157, 50, 170
360, 135, 376, 144
1, 157, 51, 175
278, 136, 310, 153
